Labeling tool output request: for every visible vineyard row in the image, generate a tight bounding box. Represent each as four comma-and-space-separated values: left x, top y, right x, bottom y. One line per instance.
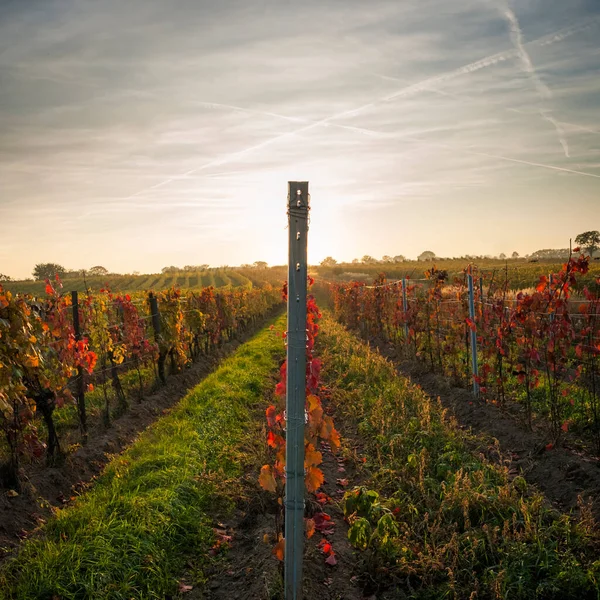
327, 253, 600, 452
0, 279, 283, 487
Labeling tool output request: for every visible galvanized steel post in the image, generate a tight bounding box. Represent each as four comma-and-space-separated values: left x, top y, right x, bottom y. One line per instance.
285, 181, 309, 600
467, 274, 479, 397
402, 278, 409, 342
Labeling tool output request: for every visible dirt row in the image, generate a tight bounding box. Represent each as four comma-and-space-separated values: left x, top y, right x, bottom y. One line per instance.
378, 342, 600, 520
183, 394, 370, 600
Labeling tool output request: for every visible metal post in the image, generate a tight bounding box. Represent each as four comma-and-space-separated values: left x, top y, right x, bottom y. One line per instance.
71, 291, 87, 441
479, 277, 484, 303
467, 274, 479, 397
549, 274, 554, 323
285, 181, 308, 600
402, 278, 409, 342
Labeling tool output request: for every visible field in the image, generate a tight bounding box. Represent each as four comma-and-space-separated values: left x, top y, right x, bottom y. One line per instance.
2, 267, 287, 296
1, 264, 600, 599
316, 257, 600, 291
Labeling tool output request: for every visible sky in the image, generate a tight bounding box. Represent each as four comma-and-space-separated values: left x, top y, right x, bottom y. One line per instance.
1, 0, 599, 279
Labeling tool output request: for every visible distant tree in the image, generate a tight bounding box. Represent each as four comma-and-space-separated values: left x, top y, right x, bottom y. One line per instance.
511, 251, 519, 259
32, 263, 66, 281
351, 258, 360, 264
320, 257, 338, 267
89, 265, 108, 276
240, 264, 252, 269
161, 266, 179, 274
530, 248, 571, 260
253, 261, 268, 269
133, 271, 140, 276
361, 255, 377, 264
393, 255, 406, 263
498, 253, 506, 260
0, 273, 12, 282
417, 251, 436, 261
575, 231, 600, 257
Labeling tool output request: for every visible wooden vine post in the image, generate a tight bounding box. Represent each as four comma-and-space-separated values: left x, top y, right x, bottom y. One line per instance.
285, 181, 309, 600
149, 293, 166, 384
71, 291, 87, 441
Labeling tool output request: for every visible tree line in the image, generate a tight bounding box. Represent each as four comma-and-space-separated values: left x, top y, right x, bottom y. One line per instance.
319, 230, 599, 267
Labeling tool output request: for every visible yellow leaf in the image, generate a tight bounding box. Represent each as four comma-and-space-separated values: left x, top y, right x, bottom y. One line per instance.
304, 444, 322, 468
258, 465, 276, 492
306, 518, 316, 539
272, 537, 285, 561
306, 394, 320, 412
329, 427, 341, 452
309, 404, 323, 425
305, 466, 324, 492
24, 355, 39, 368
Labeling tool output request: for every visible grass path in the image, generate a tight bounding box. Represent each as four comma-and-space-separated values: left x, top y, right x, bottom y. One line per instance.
0, 315, 286, 600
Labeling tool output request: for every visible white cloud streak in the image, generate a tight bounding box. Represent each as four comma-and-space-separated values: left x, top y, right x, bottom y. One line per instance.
122, 14, 597, 200
500, 4, 570, 157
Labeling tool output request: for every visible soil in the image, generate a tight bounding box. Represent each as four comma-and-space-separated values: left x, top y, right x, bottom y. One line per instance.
0, 310, 282, 563
377, 341, 600, 521
180, 394, 373, 599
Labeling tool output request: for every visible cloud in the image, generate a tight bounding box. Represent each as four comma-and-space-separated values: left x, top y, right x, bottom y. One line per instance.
498, 4, 572, 157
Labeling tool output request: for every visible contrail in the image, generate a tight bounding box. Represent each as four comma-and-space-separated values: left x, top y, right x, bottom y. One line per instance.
454, 146, 598, 178
539, 16, 600, 46
560, 122, 600, 136
123, 17, 597, 199
502, 6, 551, 98
123, 50, 524, 199
194, 101, 307, 124
349, 128, 600, 181
539, 109, 570, 156
381, 75, 598, 147
501, 4, 570, 157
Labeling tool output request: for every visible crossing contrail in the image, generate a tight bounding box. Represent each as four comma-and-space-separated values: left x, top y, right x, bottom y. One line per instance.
122, 17, 599, 199
501, 4, 570, 157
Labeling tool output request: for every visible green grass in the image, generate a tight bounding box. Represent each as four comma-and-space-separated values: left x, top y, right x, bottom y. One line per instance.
319, 314, 600, 599
228, 271, 251, 288
0, 314, 286, 600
